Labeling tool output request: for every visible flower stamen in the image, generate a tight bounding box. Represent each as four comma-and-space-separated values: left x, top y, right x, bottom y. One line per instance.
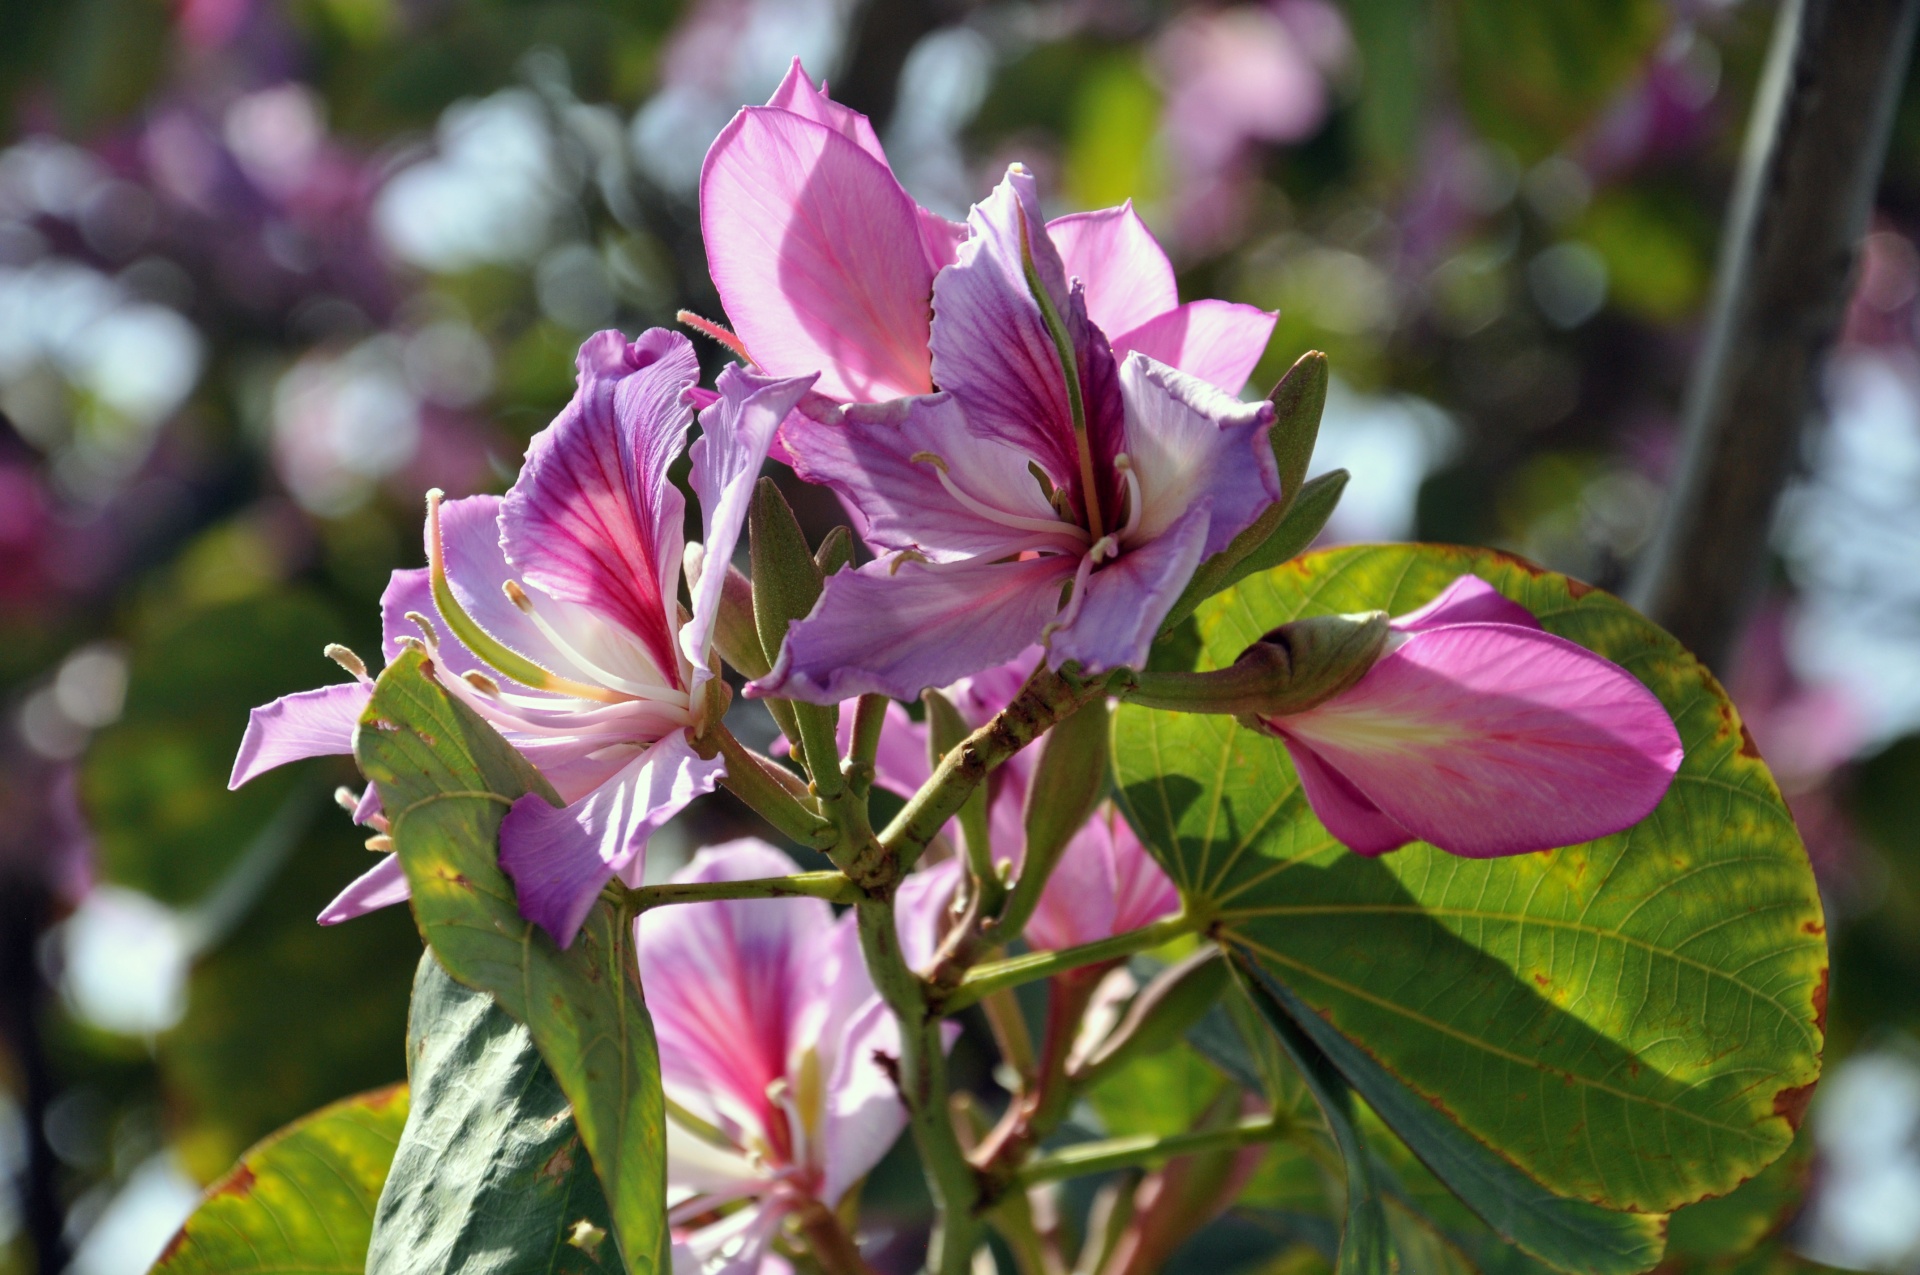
911, 452, 1088, 544
502, 580, 691, 707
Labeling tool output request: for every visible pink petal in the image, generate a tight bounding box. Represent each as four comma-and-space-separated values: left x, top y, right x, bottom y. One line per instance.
701, 107, 938, 402
684, 366, 820, 676
1047, 501, 1211, 676
752, 553, 1076, 705
781, 392, 1088, 562
1391, 574, 1541, 633
639, 840, 832, 1151
764, 58, 887, 164
894, 858, 963, 973
388, 495, 570, 681
1047, 203, 1179, 340
1116, 353, 1279, 556
1027, 807, 1178, 951
498, 732, 723, 947
820, 995, 909, 1204
229, 682, 369, 789
930, 167, 1128, 526
317, 853, 410, 925
1277, 738, 1411, 856
1111, 299, 1277, 396
501, 329, 697, 684
1274, 623, 1684, 858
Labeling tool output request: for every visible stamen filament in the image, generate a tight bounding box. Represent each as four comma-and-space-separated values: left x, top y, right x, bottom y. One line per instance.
1040, 536, 1118, 645
912, 452, 1089, 543
1114, 454, 1144, 541
424, 490, 621, 704
676, 310, 756, 365
502, 580, 690, 706
1016, 194, 1106, 542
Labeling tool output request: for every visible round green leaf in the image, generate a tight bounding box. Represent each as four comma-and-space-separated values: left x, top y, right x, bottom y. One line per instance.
1112, 545, 1826, 1214
152, 1085, 408, 1275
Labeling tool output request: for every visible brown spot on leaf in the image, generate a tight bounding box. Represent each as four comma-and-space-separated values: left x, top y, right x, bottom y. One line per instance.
213, 1165, 256, 1199
157, 1226, 191, 1266
418, 731, 437, 748
1532, 973, 1550, 988
1773, 1081, 1817, 1130
1738, 724, 1763, 760
368, 717, 398, 732
1811, 966, 1829, 1033
539, 1141, 577, 1182
1564, 578, 1594, 599
1803, 920, 1827, 936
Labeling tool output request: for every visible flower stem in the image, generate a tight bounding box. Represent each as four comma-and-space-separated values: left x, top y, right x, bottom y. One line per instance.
793, 1197, 881, 1275
629, 871, 860, 909
1015, 1116, 1287, 1187
940, 913, 1201, 1015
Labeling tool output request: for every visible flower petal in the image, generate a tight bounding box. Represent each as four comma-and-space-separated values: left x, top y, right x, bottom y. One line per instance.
894, 858, 963, 973
1047, 202, 1178, 340
498, 732, 723, 947
1027, 809, 1179, 951
640, 840, 832, 1151
1276, 623, 1684, 857
501, 329, 698, 683
764, 58, 887, 164
387, 495, 569, 681
1047, 501, 1212, 675
930, 167, 1128, 525
701, 106, 938, 402
753, 553, 1075, 704
1391, 573, 1541, 633
684, 366, 820, 676
820, 995, 909, 1205
229, 682, 369, 789
1277, 738, 1411, 856
1111, 299, 1277, 397
317, 853, 410, 925
1118, 352, 1279, 556
781, 392, 1086, 561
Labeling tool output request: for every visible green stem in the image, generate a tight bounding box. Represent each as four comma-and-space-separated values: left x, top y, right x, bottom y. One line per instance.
848, 693, 889, 793
630, 872, 859, 909
709, 726, 834, 850
941, 913, 1201, 1014
879, 667, 1097, 878
1015, 1116, 1286, 1187
853, 897, 983, 1275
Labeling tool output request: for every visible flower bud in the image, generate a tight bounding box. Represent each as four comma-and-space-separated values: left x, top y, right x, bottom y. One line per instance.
1001, 697, 1111, 933
1119, 610, 1389, 719
748, 477, 825, 670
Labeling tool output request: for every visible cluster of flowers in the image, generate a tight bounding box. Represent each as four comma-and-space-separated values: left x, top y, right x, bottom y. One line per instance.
229, 63, 1683, 1272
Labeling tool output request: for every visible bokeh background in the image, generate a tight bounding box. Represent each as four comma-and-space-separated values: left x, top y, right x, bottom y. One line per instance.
2, 0, 1919, 1270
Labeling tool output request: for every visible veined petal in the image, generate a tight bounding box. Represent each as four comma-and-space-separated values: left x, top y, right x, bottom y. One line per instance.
1279, 739, 1411, 856
498, 732, 724, 947
819, 995, 909, 1205
930, 167, 1128, 525
685, 366, 820, 676
317, 853, 410, 925
894, 858, 964, 974
764, 58, 886, 164
502, 328, 697, 685
1391, 574, 1541, 633
229, 682, 369, 789
640, 840, 833, 1158
1275, 623, 1684, 858
1047, 501, 1211, 676
1025, 806, 1178, 952
1111, 299, 1277, 397
701, 106, 938, 402
752, 553, 1075, 704
1118, 352, 1279, 557
386, 496, 565, 683
1047, 202, 1178, 340
782, 392, 1086, 561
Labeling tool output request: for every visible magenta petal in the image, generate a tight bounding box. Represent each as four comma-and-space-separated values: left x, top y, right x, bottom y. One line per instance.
388, 495, 567, 680
317, 853, 410, 925
1047, 503, 1211, 676
701, 107, 938, 402
501, 329, 697, 682
764, 58, 887, 164
894, 858, 963, 973
1391, 574, 1542, 633
1112, 299, 1277, 397
229, 682, 369, 789
499, 732, 724, 947
753, 553, 1075, 704
930, 167, 1127, 521
684, 366, 819, 675
1279, 737, 1413, 856
1027, 808, 1179, 951
1047, 203, 1178, 340
1117, 353, 1279, 557
1278, 624, 1684, 858
781, 392, 1087, 561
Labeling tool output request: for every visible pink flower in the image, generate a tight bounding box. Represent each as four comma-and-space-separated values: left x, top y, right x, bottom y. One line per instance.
750, 168, 1283, 702
863, 650, 1179, 955
1251, 576, 1684, 858
700, 60, 1279, 405
642, 840, 907, 1274
230, 329, 813, 945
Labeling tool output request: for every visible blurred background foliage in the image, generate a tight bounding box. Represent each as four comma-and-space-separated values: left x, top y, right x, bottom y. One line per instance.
1, 0, 1919, 1270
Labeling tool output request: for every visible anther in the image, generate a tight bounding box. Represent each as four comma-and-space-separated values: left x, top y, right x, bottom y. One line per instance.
406, 611, 440, 647
365, 834, 394, 853
463, 670, 502, 696
324, 643, 368, 681
333, 786, 360, 813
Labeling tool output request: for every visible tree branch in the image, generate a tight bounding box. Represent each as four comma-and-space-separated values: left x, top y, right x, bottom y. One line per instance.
1629, 0, 1920, 669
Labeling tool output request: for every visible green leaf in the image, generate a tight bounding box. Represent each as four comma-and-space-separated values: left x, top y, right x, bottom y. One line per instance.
354, 650, 668, 1275
1233, 955, 1392, 1275
152, 1085, 408, 1275
1112, 545, 1826, 1215
368, 952, 615, 1275
1242, 951, 1667, 1274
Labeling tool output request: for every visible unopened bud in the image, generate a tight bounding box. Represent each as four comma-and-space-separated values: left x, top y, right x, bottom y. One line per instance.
813, 525, 855, 577
748, 477, 825, 670
710, 563, 768, 679
1119, 611, 1389, 719
999, 697, 1111, 938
